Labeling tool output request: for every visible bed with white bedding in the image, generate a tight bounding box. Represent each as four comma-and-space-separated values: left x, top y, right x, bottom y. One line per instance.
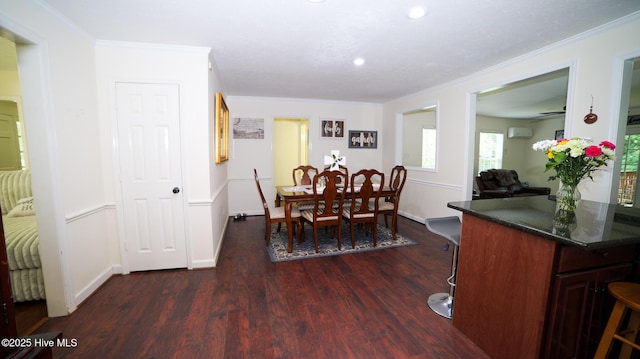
0, 170, 45, 302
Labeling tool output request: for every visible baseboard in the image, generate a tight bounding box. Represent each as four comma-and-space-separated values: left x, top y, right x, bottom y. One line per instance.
398, 211, 425, 224
71, 265, 119, 312
191, 259, 216, 269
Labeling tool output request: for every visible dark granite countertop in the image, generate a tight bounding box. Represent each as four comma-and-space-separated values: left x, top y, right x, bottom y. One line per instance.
447, 196, 640, 249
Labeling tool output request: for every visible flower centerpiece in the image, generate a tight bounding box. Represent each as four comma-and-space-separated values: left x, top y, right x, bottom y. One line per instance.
532, 137, 616, 212
324, 150, 346, 171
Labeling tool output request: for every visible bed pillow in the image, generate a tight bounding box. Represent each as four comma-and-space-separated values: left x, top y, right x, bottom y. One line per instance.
7, 197, 35, 217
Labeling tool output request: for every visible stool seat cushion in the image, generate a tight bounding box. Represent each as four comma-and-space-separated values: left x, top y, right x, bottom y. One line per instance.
425, 216, 461, 246
608, 282, 640, 312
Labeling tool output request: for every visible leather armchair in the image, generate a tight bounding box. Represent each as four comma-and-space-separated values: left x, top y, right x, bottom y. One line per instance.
475, 169, 550, 199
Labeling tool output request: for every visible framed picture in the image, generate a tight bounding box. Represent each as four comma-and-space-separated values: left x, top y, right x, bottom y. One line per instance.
215, 92, 229, 163
554, 130, 564, 140
628, 115, 640, 125
320, 118, 345, 139
233, 118, 264, 139
348, 130, 377, 148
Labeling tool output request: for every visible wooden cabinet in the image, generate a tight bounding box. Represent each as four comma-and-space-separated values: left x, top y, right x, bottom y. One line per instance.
544, 263, 633, 359
543, 244, 637, 359
452, 214, 638, 359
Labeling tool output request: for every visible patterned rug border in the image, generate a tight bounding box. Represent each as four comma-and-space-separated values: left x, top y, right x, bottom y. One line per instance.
267, 224, 418, 262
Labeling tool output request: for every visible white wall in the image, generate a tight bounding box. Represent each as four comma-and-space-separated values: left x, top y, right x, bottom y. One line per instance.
382, 13, 640, 221
1, 0, 110, 315
1, 0, 229, 316
226, 96, 383, 216
528, 117, 565, 193
95, 42, 227, 270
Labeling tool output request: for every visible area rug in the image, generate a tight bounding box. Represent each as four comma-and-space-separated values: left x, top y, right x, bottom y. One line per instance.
267, 224, 418, 262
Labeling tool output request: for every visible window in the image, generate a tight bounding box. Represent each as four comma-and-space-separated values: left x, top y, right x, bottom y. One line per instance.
478, 131, 504, 173
400, 105, 437, 170
618, 133, 640, 206
421, 128, 437, 169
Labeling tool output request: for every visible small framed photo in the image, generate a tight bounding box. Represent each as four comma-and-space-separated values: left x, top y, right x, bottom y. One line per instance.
320, 118, 345, 139
348, 130, 377, 149
554, 130, 564, 140
628, 115, 640, 125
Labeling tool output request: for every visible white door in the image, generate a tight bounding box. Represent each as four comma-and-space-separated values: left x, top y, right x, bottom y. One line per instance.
116, 83, 187, 272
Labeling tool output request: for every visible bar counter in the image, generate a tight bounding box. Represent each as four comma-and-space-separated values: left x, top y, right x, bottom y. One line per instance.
448, 196, 640, 249
446, 196, 640, 359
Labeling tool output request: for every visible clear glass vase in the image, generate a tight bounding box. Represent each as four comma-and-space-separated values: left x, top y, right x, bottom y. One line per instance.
553, 208, 577, 237
553, 183, 580, 237
556, 183, 581, 212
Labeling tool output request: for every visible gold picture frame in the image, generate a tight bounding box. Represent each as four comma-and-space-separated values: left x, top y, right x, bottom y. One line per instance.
215, 92, 229, 163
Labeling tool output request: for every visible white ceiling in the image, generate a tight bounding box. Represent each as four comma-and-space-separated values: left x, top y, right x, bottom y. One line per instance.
4, 1, 640, 118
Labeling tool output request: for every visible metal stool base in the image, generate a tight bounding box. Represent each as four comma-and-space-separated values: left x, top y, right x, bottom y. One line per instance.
428, 292, 453, 319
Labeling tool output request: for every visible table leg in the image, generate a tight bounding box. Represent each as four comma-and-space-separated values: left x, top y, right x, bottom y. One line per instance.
285, 201, 294, 253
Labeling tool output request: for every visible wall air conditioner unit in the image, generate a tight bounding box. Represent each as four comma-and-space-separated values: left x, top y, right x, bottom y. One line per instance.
507, 127, 533, 138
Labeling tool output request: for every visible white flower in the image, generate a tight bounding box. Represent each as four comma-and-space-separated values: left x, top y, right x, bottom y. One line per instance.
602, 147, 615, 159
568, 144, 585, 158
532, 140, 556, 151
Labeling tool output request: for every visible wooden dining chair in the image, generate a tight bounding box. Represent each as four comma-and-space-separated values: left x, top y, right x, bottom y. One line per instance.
254, 169, 302, 245
300, 169, 347, 252
323, 164, 349, 186
324, 164, 350, 207
343, 169, 385, 248
373, 165, 407, 240
292, 165, 319, 186
292, 165, 318, 211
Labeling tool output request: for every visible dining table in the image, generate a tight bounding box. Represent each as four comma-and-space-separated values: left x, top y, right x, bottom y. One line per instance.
275, 184, 396, 253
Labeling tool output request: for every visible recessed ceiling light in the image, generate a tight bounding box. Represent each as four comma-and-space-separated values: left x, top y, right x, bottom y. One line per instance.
308, 0, 325, 3
353, 58, 365, 66
408, 6, 426, 19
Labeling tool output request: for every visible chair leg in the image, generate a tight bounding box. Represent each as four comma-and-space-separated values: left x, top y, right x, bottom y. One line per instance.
297, 220, 305, 243
384, 213, 389, 228
595, 300, 627, 359
313, 225, 319, 253
372, 222, 377, 247
350, 222, 356, 249
388, 210, 398, 240
265, 222, 271, 245
621, 310, 640, 358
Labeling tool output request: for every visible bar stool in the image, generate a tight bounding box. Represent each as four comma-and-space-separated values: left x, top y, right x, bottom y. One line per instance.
595, 282, 640, 359
425, 216, 461, 319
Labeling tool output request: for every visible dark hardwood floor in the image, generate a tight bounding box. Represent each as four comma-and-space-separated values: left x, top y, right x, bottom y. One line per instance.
35, 215, 489, 358
15, 300, 48, 336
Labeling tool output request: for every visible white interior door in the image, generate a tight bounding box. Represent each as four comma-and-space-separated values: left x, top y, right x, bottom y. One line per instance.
116, 82, 187, 272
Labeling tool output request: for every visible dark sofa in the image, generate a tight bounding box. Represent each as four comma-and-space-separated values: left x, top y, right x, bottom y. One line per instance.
475, 169, 551, 199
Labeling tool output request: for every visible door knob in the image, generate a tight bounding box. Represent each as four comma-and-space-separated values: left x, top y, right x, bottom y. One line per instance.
172, 187, 180, 194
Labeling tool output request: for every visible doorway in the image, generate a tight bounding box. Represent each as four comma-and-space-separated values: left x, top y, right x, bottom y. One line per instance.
273, 118, 309, 187
0, 36, 48, 335
473, 68, 570, 196
614, 56, 640, 207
